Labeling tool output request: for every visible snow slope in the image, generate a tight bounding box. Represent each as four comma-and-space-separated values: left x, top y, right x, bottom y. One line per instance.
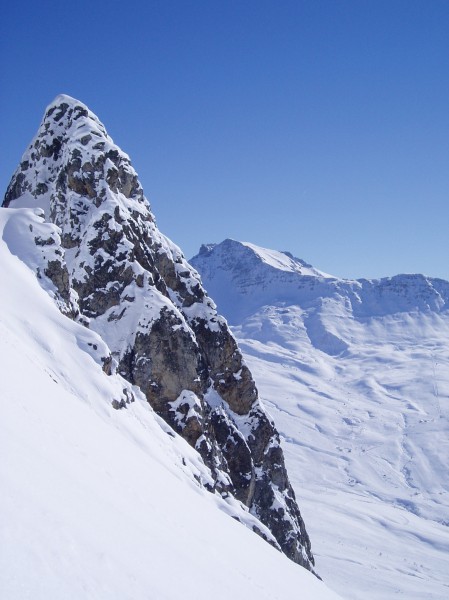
191, 239, 449, 600
0, 210, 343, 600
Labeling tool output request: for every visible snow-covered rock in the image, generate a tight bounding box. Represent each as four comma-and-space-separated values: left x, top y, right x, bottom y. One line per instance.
2, 96, 314, 571
191, 239, 449, 600
0, 208, 343, 600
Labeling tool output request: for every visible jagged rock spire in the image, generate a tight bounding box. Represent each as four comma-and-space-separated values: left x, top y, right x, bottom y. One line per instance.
3, 95, 315, 572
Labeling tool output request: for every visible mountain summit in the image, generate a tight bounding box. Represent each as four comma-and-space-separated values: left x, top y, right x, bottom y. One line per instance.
3, 95, 314, 570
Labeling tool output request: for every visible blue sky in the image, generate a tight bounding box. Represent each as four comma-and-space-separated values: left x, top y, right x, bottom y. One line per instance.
1, 0, 448, 279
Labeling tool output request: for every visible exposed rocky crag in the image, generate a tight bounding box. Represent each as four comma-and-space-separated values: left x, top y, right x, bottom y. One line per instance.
3, 95, 314, 571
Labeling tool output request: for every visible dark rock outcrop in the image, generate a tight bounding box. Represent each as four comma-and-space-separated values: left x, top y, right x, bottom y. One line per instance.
3, 94, 315, 572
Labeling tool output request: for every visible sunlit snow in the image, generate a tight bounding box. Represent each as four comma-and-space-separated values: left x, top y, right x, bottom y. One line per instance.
191, 239, 449, 600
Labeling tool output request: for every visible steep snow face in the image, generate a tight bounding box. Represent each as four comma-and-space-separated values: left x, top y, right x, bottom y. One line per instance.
0, 208, 343, 600
191, 239, 449, 600
2, 96, 314, 571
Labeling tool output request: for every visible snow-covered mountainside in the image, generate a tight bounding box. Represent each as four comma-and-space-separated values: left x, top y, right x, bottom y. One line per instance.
1, 96, 314, 572
191, 239, 449, 600
0, 209, 342, 600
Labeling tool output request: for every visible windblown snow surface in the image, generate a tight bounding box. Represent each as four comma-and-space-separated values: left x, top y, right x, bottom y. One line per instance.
0, 211, 343, 599
191, 239, 449, 600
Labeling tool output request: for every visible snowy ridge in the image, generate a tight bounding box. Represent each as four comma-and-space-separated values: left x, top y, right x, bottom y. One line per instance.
192, 239, 449, 600
193, 239, 335, 322
0, 207, 342, 600
239, 241, 333, 277
192, 239, 449, 326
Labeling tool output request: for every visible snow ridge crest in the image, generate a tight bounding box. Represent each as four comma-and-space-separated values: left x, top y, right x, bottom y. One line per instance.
191, 239, 449, 324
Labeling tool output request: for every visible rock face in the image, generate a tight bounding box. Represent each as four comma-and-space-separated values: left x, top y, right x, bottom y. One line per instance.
3, 95, 314, 571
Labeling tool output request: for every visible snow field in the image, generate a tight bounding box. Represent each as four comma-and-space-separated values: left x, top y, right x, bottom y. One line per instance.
233, 303, 449, 600
191, 239, 449, 599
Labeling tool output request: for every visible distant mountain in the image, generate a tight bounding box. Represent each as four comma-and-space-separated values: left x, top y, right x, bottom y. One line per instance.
1, 96, 316, 578
191, 239, 449, 600
192, 239, 449, 327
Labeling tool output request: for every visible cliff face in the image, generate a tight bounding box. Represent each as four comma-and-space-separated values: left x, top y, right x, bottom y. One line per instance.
3, 95, 314, 571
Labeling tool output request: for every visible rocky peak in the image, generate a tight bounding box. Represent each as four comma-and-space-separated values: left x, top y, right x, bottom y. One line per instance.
4, 95, 146, 246
3, 95, 315, 572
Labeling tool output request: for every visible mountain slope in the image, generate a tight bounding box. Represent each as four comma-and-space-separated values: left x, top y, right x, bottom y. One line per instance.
3, 95, 322, 570
2, 95, 315, 569
191, 239, 449, 600
0, 209, 342, 600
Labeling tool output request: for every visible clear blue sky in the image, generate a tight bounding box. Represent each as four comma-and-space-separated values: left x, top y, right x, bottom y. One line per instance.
1, 0, 448, 280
